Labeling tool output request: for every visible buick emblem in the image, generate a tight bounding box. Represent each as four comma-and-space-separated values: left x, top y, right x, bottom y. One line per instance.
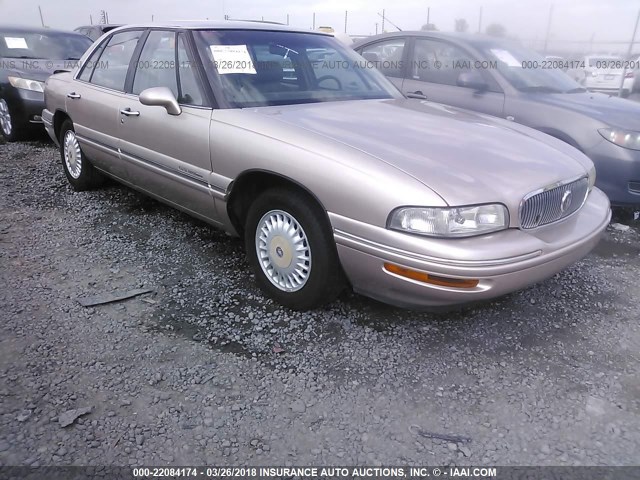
560, 190, 573, 213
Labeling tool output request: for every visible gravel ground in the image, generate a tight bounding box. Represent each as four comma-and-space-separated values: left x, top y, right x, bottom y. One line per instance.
1, 138, 639, 467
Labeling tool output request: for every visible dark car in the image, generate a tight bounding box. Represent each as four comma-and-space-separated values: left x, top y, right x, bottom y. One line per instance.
353, 32, 640, 207
74, 25, 122, 42
0, 26, 92, 141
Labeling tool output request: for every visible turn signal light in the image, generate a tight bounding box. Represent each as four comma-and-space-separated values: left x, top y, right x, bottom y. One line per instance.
383, 263, 479, 289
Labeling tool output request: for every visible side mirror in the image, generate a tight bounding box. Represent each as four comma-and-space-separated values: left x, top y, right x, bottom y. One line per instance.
456, 71, 488, 92
139, 87, 181, 115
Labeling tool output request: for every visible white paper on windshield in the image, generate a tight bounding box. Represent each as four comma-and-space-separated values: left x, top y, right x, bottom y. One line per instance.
209, 45, 257, 74
4, 37, 28, 49
490, 48, 521, 67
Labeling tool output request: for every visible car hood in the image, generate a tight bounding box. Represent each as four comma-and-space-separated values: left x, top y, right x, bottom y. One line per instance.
524, 91, 640, 130
251, 98, 590, 207
4, 58, 78, 81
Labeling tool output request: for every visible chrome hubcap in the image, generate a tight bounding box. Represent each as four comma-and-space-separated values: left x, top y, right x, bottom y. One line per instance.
0, 99, 12, 136
256, 209, 312, 292
63, 130, 82, 179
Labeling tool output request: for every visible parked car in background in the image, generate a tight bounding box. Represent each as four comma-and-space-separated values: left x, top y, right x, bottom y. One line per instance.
43, 22, 610, 310
572, 55, 631, 96
353, 32, 640, 206
628, 54, 640, 94
0, 26, 92, 141
544, 54, 569, 71
74, 24, 122, 41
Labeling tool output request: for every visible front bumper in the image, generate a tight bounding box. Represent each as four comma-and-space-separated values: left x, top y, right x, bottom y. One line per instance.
1, 86, 45, 129
42, 108, 57, 145
584, 137, 640, 206
331, 188, 611, 309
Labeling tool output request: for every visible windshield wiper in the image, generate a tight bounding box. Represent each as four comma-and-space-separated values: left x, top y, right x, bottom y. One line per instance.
519, 85, 563, 93
66, 57, 81, 60
564, 87, 587, 93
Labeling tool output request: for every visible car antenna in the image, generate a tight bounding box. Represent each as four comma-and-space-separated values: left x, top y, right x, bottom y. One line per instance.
377, 12, 402, 31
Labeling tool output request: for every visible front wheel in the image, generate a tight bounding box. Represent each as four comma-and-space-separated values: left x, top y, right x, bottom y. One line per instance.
244, 189, 345, 310
0, 98, 24, 142
59, 119, 103, 191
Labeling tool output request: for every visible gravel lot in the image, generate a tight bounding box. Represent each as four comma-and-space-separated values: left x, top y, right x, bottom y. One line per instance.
1, 137, 639, 467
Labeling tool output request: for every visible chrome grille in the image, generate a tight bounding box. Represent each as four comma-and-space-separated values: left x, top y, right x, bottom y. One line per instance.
519, 177, 589, 229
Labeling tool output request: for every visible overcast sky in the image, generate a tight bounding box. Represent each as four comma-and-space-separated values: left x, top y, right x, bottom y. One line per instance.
1, 0, 639, 51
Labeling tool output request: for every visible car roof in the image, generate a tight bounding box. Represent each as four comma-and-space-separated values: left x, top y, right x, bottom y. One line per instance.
75, 24, 122, 29
107, 20, 332, 36
352, 30, 523, 48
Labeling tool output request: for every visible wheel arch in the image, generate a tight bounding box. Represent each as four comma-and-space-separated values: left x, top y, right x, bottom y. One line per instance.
226, 169, 331, 238
53, 110, 72, 142
535, 127, 584, 152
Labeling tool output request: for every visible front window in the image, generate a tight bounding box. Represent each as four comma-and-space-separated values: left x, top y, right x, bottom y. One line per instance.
193, 29, 401, 107
0, 31, 91, 59
480, 42, 583, 93
358, 39, 406, 78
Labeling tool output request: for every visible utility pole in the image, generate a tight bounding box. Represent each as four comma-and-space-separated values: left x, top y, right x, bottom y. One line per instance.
427, 7, 430, 25
375, 22, 378, 35
344, 11, 348, 33
542, 4, 554, 53
38, 5, 45, 27
90, 14, 93, 25
478, 6, 483, 33
151, 14, 154, 22
382, 9, 385, 32
312, 12, 316, 30
619, 8, 640, 97
286, 14, 289, 25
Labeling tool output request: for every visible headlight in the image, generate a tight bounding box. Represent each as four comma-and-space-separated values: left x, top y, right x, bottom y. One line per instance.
388, 204, 509, 238
598, 128, 640, 150
8, 76, 45, 93
587, 164, 596, 191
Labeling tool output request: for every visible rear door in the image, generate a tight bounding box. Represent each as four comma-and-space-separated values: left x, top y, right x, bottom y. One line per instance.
117, 30, 217, 222
402, 37, 505, 117
66, 29, 144, 181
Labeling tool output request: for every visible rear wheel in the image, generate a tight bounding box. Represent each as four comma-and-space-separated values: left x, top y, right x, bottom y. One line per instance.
244, 189, 345, 310
59, 119, 103, 191
0, 98, 25, 142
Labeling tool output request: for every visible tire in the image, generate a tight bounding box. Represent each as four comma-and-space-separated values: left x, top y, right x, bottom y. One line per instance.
0, 98, 25, 142
59, 119, 103, 191
244, 188, 345, 310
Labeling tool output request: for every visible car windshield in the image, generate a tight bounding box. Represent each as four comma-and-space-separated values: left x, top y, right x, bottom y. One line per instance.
479, 43, 583, 94
0, 31, 92, 59
194, 29, 401, 107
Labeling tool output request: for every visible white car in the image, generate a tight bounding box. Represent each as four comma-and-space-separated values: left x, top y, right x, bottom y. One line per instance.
575, 55, 629, 96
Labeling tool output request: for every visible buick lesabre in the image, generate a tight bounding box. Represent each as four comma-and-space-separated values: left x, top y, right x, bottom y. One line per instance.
43, 22, 611, 310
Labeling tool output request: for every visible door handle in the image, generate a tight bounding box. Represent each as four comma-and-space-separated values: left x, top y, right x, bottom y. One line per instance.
66, 92, 81, 99
406, 91, 427, 100
119, 108, 140, 117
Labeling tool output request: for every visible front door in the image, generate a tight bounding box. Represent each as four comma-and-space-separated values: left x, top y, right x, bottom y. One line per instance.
117, 30, 217, 222
402, 37, 505, 118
